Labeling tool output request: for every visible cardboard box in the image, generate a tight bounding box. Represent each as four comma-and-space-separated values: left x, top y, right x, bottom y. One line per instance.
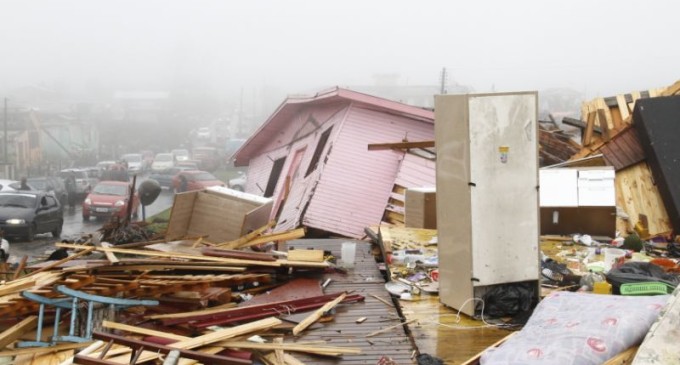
405, 187, 436, 229
166, 186, 273, 243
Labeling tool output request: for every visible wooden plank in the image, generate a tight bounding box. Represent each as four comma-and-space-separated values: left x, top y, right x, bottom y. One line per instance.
25, 247, 95, 277
12, 255, 28, 280
365, 318, 419, 337
602, 346, 638, 365
214, 221, 276, 249
55, 243, 281, 267
101, 321, 187, 341
583, 111, 596, 146
616, 94, 630, 122
58, 340, 104, 365
662, 80, 680, 96
615, 162, 672, 235
0, 315, 37, 349
597, 109, 611, 142
287, 249, 324, 263
368, 141, 435, 151
107, 317, 282, 364
0, 342, 92, 357
100, 243, 119, 264
292, 293, 347, 336
232, 228, 306, 249
273, 337, 285, 365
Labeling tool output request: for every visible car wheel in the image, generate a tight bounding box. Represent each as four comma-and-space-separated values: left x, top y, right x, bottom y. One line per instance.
26, 224, 36, 242
52, 220, 63, 238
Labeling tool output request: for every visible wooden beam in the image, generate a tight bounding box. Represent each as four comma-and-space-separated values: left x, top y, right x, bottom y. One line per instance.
107, 317, 282, 364
583, 111, 596, 146
217, 228, 306, 249
292, 293, 346, 336
100, 243, 119, 264
55, 243, 280, 267
0, 342, 92, 357
368, 141, 434, 151
12, 255, 28, 280
365, 318, 418, 338
0, 315, 37, 349
597, 109, 611, 141
214, 221, 276, 249
102, 321, 187, 341
25, 247, 95, 277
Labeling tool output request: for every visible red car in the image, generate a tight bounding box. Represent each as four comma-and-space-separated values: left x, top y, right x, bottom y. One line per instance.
172, 170, 224, 193
82, 181, 140, 220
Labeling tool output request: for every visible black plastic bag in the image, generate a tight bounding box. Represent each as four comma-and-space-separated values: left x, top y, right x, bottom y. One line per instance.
606, 262, 679, 293
480, 282, 537, 318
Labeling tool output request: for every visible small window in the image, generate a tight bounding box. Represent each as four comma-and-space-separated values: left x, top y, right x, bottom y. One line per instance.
305, 126, 333, 177
264, 157, 286, 198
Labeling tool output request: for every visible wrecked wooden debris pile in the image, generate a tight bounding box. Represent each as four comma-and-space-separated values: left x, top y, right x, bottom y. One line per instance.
0, 225, 428, 364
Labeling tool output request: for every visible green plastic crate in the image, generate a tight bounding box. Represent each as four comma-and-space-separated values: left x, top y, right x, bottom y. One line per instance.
620, 282, 673, 296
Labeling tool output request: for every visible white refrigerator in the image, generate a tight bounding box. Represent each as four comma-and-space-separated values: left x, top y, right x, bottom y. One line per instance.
435, 92, 540, 316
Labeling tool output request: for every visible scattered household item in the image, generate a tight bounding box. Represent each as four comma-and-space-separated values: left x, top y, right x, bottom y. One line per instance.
480, 291, 670, 365
604, 248, 627, 271
607, 262, 679, 294
341, 241, 357, 268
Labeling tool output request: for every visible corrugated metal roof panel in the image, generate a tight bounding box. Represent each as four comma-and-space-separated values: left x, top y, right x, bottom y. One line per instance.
600, 127, 645, 170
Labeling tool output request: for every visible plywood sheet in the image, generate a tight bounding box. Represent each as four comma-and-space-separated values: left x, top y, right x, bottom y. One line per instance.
615, 162, 671, 235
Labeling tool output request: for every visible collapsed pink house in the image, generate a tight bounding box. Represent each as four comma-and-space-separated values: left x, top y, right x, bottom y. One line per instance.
233, 87, 435, 238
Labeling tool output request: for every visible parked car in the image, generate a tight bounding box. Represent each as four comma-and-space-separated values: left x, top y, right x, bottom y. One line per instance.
197, 127, 211, 139
27, 177, 68, 206
0, 191, 63, 241
0, 179, 26, 192
172, 170, 225, 193
176, 160, 200, 169
58, 169, 91, 197
148, 166, 194, 188
82, 181, 140, 221
192, 147, 221, 172
151, 153, 176, 172
171, 149, 190, 162
228, 172, 246, 192
121, 153, 145, 173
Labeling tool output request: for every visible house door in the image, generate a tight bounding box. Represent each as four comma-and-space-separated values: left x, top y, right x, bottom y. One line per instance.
272, 147, 306, 221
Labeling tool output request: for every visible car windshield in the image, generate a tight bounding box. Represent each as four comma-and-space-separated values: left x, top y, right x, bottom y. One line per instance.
27, 179, 47, 189
192, 172, 218, 181
93, 184, 127, 196
156, 154, 173, 162
0, 194, 36, 208
59, 171, 87, 179
123, 154, 142, 162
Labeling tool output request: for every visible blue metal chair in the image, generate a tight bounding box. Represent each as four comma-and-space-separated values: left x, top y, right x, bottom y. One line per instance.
18, 285, 159, 347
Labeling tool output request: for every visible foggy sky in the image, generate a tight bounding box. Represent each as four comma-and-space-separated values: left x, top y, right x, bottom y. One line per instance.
1, 0, 678, 98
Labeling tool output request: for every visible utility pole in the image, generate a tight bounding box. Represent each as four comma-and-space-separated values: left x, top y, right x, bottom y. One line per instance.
3, 98, 7, 164
440, 67, 448, 95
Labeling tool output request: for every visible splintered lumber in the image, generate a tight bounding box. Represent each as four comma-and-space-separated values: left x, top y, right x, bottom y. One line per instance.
201, 247, 277, 261
0, 315, 37, 349
147, 303, 238, 320
59, 340, 104, 365
287, 249, 324, 262
292, 293, 347, 336
217, 228, 305, 249
102, 321, 187, 341
274, 337, 285, 365
100, 242, 120, 264
263, 352, 307, 365
368, 141, 435, 151
219, 341, 362, 356
12, 255, 28, 280
107, 317, 282, 364
25, 247, 95, 277
0, 342, 93, 357
56, 243, 281, 267
159, 293, 364, 328
215, 220, 276, 249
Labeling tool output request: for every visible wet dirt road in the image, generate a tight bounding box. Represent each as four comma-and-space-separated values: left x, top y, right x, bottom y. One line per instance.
7, 185, 175, 263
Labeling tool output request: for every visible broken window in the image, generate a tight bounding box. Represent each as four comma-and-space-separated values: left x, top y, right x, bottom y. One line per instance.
305, 126, 333, 177
264, 157, 286, 198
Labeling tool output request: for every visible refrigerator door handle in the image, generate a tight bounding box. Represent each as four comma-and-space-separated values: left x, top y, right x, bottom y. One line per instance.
524, 119, 533, 141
